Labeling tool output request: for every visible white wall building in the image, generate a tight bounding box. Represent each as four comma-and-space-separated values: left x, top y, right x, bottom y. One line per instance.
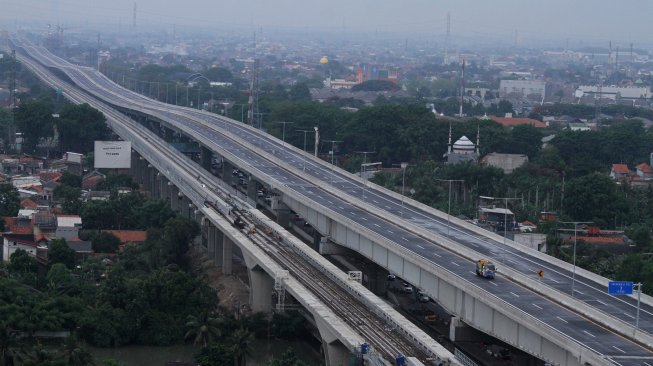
574, 85, 651, 100
500, 79, 546, 99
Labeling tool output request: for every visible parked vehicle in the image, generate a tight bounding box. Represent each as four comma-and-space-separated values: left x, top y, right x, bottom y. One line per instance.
476, 259, 496, 279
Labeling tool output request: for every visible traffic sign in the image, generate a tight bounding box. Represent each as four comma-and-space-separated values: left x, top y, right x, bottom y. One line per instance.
608, 281, 633, 295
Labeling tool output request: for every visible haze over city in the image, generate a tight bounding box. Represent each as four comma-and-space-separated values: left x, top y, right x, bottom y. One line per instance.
3, 0, 653, 45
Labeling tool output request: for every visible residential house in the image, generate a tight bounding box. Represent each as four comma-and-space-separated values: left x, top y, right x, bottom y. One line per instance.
610, 164, 631, 181
636, 163, 653, 180
491, 115, 547, 128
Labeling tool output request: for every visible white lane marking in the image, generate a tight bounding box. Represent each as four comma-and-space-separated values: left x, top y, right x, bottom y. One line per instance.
373, 223, 380, 228
360, 217, 368, 221
385, 205, 391, 209
417, 245, 425, 250
549, 278, 560, 283
575, 290, 585, 295
451, 262, 460, 266
469, 271, 476, 275
595, 300, 606, 306
624, 313, 635, 319
470, 243, 479, 247
387, 230, 394, 234
612, 346, 626, 354
350, 212, 357, 216
433, 253, 442, 258
327, 200, 333, 204
402, 237, 409, 242
583, 330, 595, 338
510, 292, 520, 298
643, 362, 651, 366
532, 303, 543, 310
489, 281, 498, 286
556, 316, 568, 323
338, 206, 345, 210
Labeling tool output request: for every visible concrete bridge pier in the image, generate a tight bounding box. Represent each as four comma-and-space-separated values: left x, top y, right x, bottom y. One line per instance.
200, 146, 213, 172
222, 162, 234, 186
315, 317, 352, 366
207, 224, 217, 259
163, 126, 174, 142
243, 253, 274, 313
222, 235, 233, 275
169, 185, 179, 212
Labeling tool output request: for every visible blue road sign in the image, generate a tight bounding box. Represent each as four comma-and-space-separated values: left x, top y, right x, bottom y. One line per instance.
608, 281, 634, 295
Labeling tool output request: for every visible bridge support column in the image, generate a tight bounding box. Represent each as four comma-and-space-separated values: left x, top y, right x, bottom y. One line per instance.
276, 210, 291, 229
222, 162, 233, 186
311, 231, 322, 252
222, 235, 233, 275
169, 185, 179, 212
315, 317, 352, 366
163, 127, 174, 142
247, 179, 259, 202
207, 224, 216, 258
365, 263, 388, 296
449, 317, 484, 342
200, 146, 212, 172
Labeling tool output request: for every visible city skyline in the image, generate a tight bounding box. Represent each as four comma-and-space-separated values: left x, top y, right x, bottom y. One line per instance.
2, 0, 653, 46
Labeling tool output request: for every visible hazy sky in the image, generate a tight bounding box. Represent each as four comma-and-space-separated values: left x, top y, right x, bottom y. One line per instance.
3, 0, 652, 44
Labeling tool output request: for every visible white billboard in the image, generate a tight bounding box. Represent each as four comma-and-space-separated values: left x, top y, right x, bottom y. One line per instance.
94, 141, 132, 168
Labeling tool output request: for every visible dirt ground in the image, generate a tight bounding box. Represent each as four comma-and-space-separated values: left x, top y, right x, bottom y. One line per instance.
188, 246, 250, 314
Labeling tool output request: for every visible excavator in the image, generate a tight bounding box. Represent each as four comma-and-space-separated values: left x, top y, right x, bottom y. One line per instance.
476, 259, 496, 279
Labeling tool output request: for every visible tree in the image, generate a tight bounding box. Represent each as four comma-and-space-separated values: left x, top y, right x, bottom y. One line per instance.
626, 224, 651, 251
231, 328, 253, 366
184, 312, 222, 347
195, 344, 234, 366
268, 348, 307, 366
0, 184, 20, 218
288, 83, 311, 102
46, 263, 74, 293
90, 232, 120, 253
48, 239, 76, 270
53, 185, 82, 214
7, 249, 37, 276
563, 173, 622, 228
14, 99, 55, 152
162, 218, 199, 265
57, 103, 109, 153
60, 171, 82, 188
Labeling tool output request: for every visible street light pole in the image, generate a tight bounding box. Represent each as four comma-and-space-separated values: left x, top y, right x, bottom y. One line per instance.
323, 139, 342, 165
436, 179, 464, 234
561, 221, 592, 297
275, 121, 294, 143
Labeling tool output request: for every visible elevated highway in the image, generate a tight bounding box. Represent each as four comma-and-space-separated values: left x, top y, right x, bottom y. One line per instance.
10, 41, 458, 366
12, 37, 653, 366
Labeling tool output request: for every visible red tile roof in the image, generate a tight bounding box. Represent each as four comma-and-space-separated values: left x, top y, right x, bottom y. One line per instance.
39, 172, 62, 183
612, 164, 631, 174
20, 198, 38, 209
82, 175, 104, 190
574, 236, 625, 245
103, 230, 148, 245
636, 163, 653, 174
491, 117, 547, 128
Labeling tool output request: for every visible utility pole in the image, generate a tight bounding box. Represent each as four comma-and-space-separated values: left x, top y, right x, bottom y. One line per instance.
561, 221, 593, 297
436, 179, 464, 234
323, 140, 342, 165
275, 121, 293, 143
313, 127, 319, 157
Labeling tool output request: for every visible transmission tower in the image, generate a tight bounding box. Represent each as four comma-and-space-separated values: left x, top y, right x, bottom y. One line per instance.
132, 3, 137, 28
443, 12, 450, 65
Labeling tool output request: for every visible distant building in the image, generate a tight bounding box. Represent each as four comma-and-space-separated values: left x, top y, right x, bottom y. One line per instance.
635, 163, 653, 180
500, 80, 546, 99
574, 85, 651, 100
610, 164, 631, 181
444, 124, 480, 164
481, 153, 529, 173
492, 115, 547, 128
356, 63, 399, 84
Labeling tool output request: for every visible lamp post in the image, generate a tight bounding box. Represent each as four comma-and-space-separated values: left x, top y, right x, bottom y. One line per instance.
561, 221, 592, 297
275, 121, 294, 143
436, 179, 464, 234
233, 104, 246, 123
323, 139, 342, 165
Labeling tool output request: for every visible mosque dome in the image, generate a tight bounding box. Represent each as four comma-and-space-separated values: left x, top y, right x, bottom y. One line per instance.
319, 56, 329, 65
453, 136, 476, 154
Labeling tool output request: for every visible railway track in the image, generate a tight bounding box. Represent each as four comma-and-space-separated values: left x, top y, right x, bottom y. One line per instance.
14, 48, 443, 364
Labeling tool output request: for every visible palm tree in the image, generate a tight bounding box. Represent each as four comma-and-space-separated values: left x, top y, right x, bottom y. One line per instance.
184, 312, 221, 347
231, 327, 253, 366
57, 334, 95, 366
